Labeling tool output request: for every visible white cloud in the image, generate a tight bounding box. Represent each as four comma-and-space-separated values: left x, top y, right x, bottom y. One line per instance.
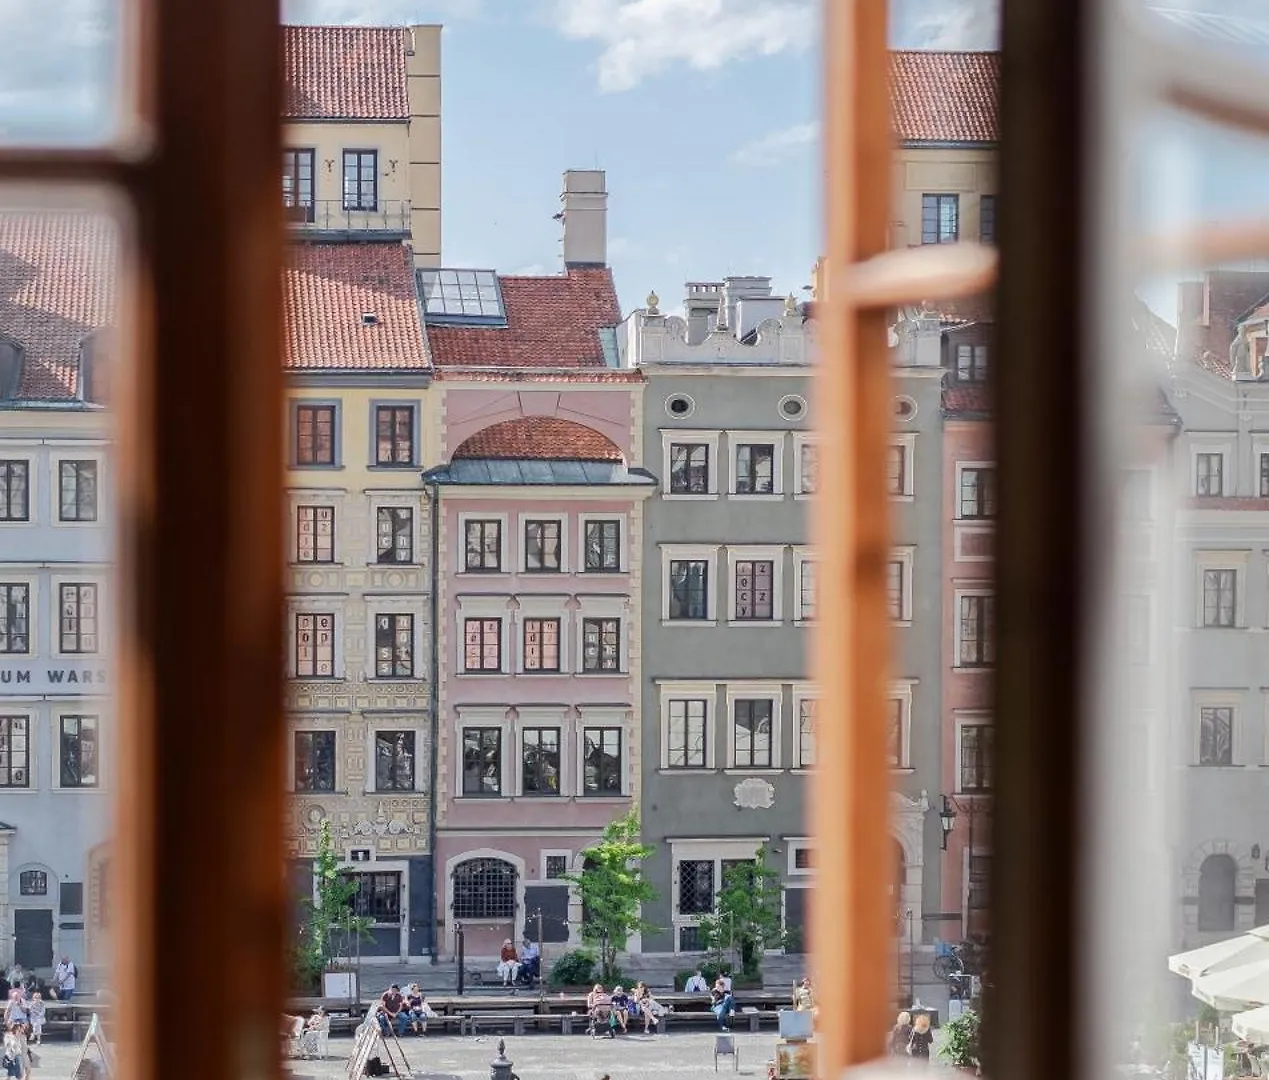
730, 120, 819, 166
282, 0, 484, 24
891, 0, 999, 49
554, 0, 815, 93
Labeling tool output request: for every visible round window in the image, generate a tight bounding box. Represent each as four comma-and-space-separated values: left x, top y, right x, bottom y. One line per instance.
779, 394, 808, 420
893, 396, 918, 421
666, 394, 695, 418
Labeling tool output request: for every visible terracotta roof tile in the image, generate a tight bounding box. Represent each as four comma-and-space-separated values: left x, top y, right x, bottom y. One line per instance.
452, 416, 623, 462
942, 384, 991, 417
283, 242, 428, 371
890, 51, 1000, 144
0, 212, 118, 401
436, 369, 642, 384
283, 26, 409, 121
426, 267, 621, 369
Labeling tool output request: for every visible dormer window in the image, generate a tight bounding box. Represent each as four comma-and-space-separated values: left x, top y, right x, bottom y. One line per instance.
79, 335, 110, 406
0, 339, 22, 401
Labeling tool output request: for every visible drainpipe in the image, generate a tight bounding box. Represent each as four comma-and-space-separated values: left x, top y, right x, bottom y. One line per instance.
427, 479, 441, 964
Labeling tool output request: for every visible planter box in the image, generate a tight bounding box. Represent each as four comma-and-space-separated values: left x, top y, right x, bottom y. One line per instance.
323, 971, 357, 1000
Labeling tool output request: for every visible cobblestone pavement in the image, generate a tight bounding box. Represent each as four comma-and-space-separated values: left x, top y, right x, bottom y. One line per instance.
28, 1029, 782, 1079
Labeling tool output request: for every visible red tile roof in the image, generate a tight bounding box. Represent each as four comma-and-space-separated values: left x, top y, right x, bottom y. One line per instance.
452, 416, 623, 462
283, 242, 428, 371
943, 384, 991, 417
283, 26, 409, 121
426, 267, 621, 370
890, 51, 1000, 144
0, 212, 118, 401
436, 369, 642, 384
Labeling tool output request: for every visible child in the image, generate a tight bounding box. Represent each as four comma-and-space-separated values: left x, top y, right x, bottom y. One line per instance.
26, 995, 42, 1046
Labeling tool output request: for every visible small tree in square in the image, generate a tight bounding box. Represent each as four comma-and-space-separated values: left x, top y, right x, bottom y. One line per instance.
565, 810, 658, 981
293, 820, 372, 990
697, 847, 786, 978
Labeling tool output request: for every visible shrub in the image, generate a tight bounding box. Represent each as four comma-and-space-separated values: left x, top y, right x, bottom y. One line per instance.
938, 1010, 981, 1071
549, 948, 597, 988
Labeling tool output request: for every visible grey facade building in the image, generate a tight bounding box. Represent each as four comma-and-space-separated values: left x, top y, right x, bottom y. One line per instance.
0, 212, 117, 978
618, 277, 818, 954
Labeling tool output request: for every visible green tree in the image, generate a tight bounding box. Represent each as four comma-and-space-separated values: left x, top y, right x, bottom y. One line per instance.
565, 811, 658, 981
292, 820, 373, 990
697, 848, 786, 978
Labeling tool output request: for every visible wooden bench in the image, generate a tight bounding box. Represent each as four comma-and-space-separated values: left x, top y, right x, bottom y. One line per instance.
462, 1010, 535, 1036
422, 1015, 466, 1036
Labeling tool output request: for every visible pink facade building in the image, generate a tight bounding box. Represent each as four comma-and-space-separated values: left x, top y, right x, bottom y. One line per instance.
422, 246, 654, 959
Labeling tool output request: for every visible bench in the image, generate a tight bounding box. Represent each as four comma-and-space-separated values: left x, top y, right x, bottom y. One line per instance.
661, 1008, 779, 1033
462, 1010, 535, 1036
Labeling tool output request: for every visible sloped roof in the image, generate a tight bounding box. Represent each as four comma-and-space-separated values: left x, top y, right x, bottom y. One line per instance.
890, 51, 1000, 144
424, 458, 656, 487
0, 211, 118, 401
283, 242, 428, 372
452, 416, 623, 461
425, 267, 621, 370
282, 26, 409, 121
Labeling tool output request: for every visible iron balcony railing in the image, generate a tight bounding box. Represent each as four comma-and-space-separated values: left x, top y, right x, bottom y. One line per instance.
284, 198, 411, 235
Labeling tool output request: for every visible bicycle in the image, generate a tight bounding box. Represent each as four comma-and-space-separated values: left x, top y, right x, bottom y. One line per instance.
932, 940, 985, 983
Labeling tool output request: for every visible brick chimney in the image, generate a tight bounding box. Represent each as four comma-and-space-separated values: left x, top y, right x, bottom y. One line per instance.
560, 169, 607, 268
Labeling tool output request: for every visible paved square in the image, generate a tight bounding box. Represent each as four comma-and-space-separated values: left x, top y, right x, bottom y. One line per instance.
28, 1030, 784, 1079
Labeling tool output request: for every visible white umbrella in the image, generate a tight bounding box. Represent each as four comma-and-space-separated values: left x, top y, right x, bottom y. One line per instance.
1194, 962, 1269, 1011
1170, 927, 1269, 980
1232, 1004, 1269, 1043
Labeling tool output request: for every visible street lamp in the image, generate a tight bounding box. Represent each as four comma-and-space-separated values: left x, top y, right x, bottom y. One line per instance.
939, 795, 958, 850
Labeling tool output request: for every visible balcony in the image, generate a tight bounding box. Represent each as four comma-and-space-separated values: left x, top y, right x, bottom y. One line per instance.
285, 199, 411, 238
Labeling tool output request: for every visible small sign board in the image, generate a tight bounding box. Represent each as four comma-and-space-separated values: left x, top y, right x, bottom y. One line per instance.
68, 1013, 115, 1080
347, 1007, 412, 1080
1189, 1042, 1225, 1080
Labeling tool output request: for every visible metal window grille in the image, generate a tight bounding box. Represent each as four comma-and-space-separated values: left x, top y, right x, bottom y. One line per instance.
294, 731, 336, 792
464, 520, 501, 571
344, 871, 401, 924
522, 618, 560, 671
375, 405, 414, 465
19, 870, 46, 896
463, 618, 501, 671
734, 559, 774, 620
521, 727, 561, 795
295, 405, 335, 465
524, 520, 561, 571
0, 461, 28, 521
59, 460, 98, 522
1202, 569, 1237, 628
295, 613, 335, 677
0, 716, 28, 787
669, 443, 710, 493
733, 699, 773, 768
297, 505, 335, 563
668, 699, 707, 768
735, 444, 774, 494
60, 583, 99, 654
0, 584, 29, 653
375, 613, 413, 677
669, 560, 708, 619
60, 715, 99, 788
453, 858, 516, 920
582, 617, 620, 671
462, 727, 501, 795
1199, 706, 1234, 766
584, 520, 621, 570
374, 731, 414, 792
583, 727, 622, 795
545, 855, 568, 880
376, 507, 411, 563
678, 860, 714, 915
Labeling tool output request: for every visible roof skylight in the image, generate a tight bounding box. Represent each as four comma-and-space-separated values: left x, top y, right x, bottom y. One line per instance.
418, 268, 506, 324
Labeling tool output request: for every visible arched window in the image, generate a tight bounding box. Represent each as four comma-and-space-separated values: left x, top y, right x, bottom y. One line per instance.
452, 857, 516, 920
1198, 854, 1237, 932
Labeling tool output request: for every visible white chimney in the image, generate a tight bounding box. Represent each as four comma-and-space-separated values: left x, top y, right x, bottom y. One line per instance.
560, 169, 607, 267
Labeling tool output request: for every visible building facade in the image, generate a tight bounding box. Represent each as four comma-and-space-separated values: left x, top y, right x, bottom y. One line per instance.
283, 24, 443, 266
0, 212, 117, 973
281, 239, 435, 960
424, 171, 656, 960
619, 277, 817, 954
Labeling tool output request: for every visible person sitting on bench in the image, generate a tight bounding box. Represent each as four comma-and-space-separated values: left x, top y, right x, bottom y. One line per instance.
586, 984, 614, 1037
497, 940, 520, 987
520, 938, 540, 982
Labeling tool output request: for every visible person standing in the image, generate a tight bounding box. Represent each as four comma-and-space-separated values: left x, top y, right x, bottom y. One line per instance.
52, 957, 76, 1000
907, 1014, 934, 1064
889, 1011, 914, 1057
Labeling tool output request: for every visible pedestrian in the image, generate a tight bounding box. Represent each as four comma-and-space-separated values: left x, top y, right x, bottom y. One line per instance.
907, 1013, 934, 1064
889, 1011, 913, 1057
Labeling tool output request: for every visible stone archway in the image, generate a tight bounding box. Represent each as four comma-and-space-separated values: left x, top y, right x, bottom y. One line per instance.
891, 790, 929, 942
1182, 839, 1257, 940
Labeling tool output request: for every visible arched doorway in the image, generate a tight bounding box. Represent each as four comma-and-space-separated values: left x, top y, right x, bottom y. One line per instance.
1198, 854, 1237, 932
452, 856, 517, 956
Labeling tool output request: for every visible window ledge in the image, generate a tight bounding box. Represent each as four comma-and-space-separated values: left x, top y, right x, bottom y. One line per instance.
727, 620, 785, 628
578, 670, 628, 677
365, 561, 418, 568
723, 768, 785, 776
662, 618, 718, 628
892, 619, 913, 629
293, 561, 346, 569
952, 665, 993, 673
891, 767, 916, 775
368, 464, 419, 471
663, 493, 720, 501
1190, 764, 1246, 769
456, 795, 514, 802
790, 767, 814, 775
457, 571, 509, 578
366, 677, 427, 684
956, 518, 997, 527
728, 493, 784, 501
793, 618, 818, 628
576, 796, 630, 803
289, 464, 345, 471
889, 494, 915, 503
657, 768, 715, 776
794, 492, 815, 501
456, 671, 507, 677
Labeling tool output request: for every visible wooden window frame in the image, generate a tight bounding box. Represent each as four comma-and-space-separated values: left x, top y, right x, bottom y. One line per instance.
342, 148, 379, 212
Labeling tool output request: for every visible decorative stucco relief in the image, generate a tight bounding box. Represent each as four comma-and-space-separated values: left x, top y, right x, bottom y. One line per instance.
733, 777, 776, 810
